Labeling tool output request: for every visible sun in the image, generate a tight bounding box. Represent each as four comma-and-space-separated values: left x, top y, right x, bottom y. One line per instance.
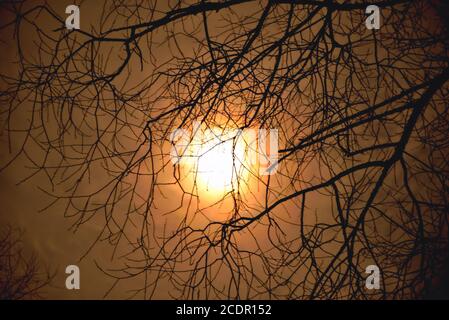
195, 130, 244, 191
172, 123, 252, 195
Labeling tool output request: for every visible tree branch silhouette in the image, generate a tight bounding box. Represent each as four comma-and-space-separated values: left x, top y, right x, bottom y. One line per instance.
0, 0, 448, 299
0, 226, 52, 299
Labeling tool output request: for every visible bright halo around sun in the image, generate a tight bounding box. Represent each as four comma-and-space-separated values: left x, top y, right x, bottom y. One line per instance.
195, 129, 245, 192
171, 123, 252, 196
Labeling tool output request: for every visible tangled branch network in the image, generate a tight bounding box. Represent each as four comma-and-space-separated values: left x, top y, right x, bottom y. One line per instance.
0, 0, 448, 299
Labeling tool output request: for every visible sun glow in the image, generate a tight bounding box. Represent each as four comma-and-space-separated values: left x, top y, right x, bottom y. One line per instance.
171, 121, 279, 201
195, 130, 246, 191
172, 123, 253, 195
